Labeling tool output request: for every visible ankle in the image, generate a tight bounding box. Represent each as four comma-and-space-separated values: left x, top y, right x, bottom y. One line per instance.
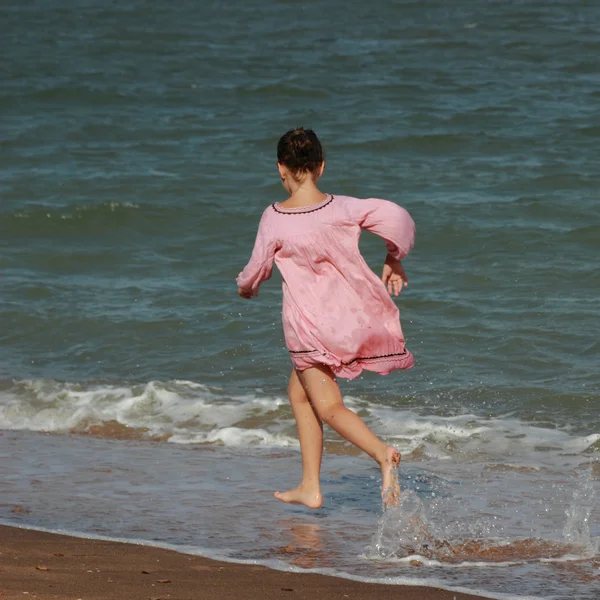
300, 481, 321, 493
375, 445, 389, 466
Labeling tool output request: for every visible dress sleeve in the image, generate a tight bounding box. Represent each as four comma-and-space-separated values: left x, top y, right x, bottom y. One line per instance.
236, 209, 278, 295
353, 198, 415, 261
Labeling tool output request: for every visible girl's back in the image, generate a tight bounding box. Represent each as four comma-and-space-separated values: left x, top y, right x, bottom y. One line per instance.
238, 193, 415, 379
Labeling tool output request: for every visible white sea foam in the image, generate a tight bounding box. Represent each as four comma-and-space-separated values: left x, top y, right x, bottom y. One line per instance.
169, 426, 299, 447
1, 379, 598, 461
0, 379, 291, 447
368, 406, 600, 461
379, 554, 521, 568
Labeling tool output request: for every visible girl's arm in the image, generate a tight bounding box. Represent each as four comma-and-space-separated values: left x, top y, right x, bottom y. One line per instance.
352, 198, 415, 296
354, 198, 415, 261
236, 210, 278, 298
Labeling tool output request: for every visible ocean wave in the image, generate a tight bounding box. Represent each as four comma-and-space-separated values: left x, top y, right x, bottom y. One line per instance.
11, 200, 141, 217
2, 201, 141, 232
1, 379, 598, 460
0, 201, 188, 239
0, 379, 292, 447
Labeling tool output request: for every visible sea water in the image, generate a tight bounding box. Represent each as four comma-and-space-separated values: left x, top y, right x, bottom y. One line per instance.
1, 1, 598, 598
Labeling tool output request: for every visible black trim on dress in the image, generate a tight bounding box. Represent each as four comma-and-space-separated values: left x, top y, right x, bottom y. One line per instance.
287, 349, 408, 364
342, 350, 408, 365
272, 195, 334, 214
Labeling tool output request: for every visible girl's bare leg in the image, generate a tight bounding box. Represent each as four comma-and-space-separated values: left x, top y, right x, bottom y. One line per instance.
274, 369, 324, 508
297, 364, 400, 502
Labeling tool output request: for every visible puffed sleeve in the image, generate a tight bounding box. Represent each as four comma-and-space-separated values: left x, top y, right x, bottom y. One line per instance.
236, 209, 278, 295
353, 198, 415, 260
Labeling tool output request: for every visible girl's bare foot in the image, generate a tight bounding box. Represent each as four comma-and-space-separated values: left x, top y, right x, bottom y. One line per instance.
274, 485, 323, 509
380, 446, 401, 507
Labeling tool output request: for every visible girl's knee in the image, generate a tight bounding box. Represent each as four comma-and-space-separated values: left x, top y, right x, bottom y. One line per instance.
314, 402, 341, 425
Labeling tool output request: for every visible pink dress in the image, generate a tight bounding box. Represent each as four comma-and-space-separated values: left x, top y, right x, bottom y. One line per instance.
236, 194, 416, 380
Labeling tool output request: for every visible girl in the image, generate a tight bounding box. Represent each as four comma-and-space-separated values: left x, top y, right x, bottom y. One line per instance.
237, 128, 415, 508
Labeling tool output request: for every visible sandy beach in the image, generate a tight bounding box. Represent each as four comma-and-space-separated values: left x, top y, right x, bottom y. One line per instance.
0, 525, 489, 600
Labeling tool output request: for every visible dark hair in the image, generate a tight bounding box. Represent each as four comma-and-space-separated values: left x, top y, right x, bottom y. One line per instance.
277, 128, 324, 179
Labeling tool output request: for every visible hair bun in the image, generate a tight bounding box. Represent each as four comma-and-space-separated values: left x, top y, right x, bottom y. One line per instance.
277, 128, 324, 179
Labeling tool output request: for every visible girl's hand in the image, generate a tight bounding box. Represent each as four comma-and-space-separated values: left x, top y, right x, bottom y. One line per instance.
238, 286, 254, 299
381, 255, 408, 296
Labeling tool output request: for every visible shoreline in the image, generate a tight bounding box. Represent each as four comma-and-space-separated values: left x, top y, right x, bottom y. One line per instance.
0, 523, 492, 600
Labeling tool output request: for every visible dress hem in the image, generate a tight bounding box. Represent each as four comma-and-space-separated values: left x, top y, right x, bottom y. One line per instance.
289, 349, 414, 380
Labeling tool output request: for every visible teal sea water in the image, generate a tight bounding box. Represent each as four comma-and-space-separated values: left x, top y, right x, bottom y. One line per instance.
1, 1, 598, 598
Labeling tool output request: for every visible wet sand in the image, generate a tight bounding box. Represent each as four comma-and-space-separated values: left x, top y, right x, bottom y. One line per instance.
0, 524, 488, 600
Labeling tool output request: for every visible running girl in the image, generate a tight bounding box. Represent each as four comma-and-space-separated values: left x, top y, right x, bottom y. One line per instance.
237, 128, 415, 508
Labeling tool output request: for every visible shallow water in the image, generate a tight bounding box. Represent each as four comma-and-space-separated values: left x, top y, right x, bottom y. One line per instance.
1, 384, 598, 599
1, 0, 599, 598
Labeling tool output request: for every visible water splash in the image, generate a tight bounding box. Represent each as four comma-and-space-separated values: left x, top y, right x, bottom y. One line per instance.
367, 490, 433, 559
563, 465, 598, 555
367, 465, 599, 566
